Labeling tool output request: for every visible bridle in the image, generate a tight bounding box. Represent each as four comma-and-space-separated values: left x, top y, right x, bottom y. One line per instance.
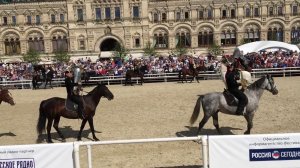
265, 75, 277, 93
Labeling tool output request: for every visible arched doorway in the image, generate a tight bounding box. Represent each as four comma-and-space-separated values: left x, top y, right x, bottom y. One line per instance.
100, 38, 119, 51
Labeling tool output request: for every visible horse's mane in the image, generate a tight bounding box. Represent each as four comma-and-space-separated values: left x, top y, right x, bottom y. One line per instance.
87, 86, 97, 95
0, 88, 8, 94
86, 84, 103, 95
247, 76, 266, 90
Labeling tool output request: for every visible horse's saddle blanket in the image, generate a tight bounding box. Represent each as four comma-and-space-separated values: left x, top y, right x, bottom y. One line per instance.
223, 89, 238, 106
65, 99, 78, 112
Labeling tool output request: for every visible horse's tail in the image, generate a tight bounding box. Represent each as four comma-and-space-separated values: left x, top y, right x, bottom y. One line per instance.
190, 95, 204, 125
37, 100, 47, 135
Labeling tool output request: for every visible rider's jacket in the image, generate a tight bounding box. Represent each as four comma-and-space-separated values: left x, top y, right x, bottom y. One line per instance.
65, 76, 76, 96
225, 70, 241, 91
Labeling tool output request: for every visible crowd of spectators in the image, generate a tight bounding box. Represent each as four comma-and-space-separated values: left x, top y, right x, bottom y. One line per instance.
1, 49, 300, 82
244, 50, 300, 69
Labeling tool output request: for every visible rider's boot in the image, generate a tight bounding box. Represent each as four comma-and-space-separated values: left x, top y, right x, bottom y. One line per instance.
78, 109, 85, 119
235, 105, 245, 116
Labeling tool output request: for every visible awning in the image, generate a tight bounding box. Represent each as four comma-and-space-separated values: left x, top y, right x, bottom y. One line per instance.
238, 41, 300, 54
130, 53, 144, 59
99, 51, 114, 58
3, 58, 23, 64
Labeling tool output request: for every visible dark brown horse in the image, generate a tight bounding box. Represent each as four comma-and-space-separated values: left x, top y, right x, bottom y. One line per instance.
36, 84, 114, 143
124, 65, 147, 86
32, 65, 55, 89
0, 88, 15, 105
178, 66, 205, 83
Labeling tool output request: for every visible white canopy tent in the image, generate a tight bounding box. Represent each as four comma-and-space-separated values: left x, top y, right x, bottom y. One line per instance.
238, 41, 300, 54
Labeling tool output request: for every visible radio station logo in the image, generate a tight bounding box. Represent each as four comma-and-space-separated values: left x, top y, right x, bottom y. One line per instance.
0, 158, 35, 168
272, 151, 280, 159
249, 148, 300, 161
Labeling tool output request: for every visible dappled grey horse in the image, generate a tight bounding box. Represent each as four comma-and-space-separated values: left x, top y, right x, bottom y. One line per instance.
190, 74, 278, 135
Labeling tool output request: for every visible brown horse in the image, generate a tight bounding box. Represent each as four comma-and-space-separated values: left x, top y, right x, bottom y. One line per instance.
124, 65, 147, 86
0, 88, 15, 105
36, 84, 114, 143
178, 66, 205, 83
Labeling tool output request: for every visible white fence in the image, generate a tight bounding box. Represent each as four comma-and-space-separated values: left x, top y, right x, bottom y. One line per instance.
2, 133, 300, 168
1, 67, 300, 89
73, 136, 208, 168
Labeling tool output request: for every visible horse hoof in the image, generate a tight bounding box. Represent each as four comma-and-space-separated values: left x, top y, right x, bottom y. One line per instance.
244, 131, 250, 134
47, 140, 54, 143
93, 138, 100, 141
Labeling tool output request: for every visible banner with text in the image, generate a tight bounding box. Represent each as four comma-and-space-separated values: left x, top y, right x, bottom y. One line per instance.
209, 133, 300, 168
0, 143, 74, 168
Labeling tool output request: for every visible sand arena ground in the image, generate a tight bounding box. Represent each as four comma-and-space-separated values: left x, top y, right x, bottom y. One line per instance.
1, 77, 300, 168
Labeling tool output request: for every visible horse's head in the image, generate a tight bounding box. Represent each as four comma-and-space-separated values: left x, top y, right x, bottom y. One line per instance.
97, 84, 114, 100
264, 74, 278, 95
0, 89, 15, 105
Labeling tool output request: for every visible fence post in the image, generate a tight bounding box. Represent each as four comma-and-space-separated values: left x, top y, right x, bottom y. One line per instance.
74, 143, 81, 168
201, 135, 208, 168
87, 145, 92, 168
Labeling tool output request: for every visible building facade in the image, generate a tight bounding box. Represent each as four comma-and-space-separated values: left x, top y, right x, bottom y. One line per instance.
0, 0, 300, 60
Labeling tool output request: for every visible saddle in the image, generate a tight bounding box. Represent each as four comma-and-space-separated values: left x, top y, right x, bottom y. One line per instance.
223, 89, 238, 106
65, 98, 78, 112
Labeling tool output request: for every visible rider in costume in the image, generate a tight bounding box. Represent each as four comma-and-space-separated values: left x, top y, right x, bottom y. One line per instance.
64, 69, 85, 119
225, 63, 248, 115
188, 56, 196, 74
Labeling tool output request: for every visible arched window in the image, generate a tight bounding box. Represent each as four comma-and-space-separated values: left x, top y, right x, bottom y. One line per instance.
78, 35, 85, 50
161, 12, 167, 22
244, 24, 260, 42
268, 3, 274, 16
4, 33, 21, 55
132, 32, 141, 48
267, 23, 283, 41
198, 27, 214, 47
52, 31, 68, 52
206, 6, 213, 19
220, 26, 236, 46
253, 4, 260, 17
28, 32, 44, 52
245, 7, 251, 17
291, 2, 299, 16
175, 28, 191, 48
153, 29, 168, 49
197, 6, 204, 20
291, 23, 300, 44
153, 13, 159, 23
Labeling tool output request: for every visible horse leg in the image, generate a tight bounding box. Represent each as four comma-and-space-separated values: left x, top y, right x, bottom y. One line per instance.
124, 77, 128, 86
77, 119, 88, 141
197, 115, 210, 135
87, 117, 99, 141
195, 74, 200, 83
182, 74, 186, 83
53, 117, 66, 142
46, 118, 54, 143
140, 76, 143, 85
212, 112, 222, 134
190, 74, 194, 83
44, 80, 48, 89
244, 112, 254, 134
49, 80, 53, 89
